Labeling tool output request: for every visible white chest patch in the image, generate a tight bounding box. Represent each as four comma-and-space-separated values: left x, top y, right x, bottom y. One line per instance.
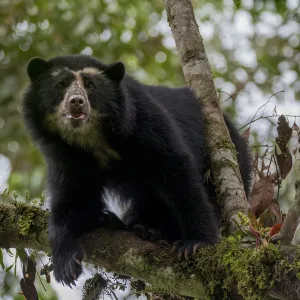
103, 189, 132, 223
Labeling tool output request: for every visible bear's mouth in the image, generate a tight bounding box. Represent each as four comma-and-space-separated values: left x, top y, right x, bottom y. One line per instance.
66, 112, 86, 120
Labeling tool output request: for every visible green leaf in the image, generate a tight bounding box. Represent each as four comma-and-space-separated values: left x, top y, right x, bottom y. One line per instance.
274, 0, 287, 15
5, 248, 14, 257
231, 217, 247, 235
14, 253, 18, 276
24, 190, 30, 202
31, 199, 38, 205
16, 248, 28, 263
12, 190, 19, 200
233, 0, 241, 9
6, 263, 14, 272
242, 234, 257, 243
0, 249, 4, 270
1, 188, 9, 202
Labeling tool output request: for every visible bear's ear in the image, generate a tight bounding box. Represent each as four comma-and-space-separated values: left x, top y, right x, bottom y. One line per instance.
103, 61, 125, 82
27, 57, 50, 80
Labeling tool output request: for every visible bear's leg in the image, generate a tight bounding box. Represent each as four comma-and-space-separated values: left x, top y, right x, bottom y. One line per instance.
125, 195, 167, 242
152, 155, 220, 258
125, 192, 183, 242
49, 199, 119, 286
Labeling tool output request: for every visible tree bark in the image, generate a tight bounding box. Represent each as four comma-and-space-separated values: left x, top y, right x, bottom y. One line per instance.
163, 0, 249, 233
1, 202, 300, 300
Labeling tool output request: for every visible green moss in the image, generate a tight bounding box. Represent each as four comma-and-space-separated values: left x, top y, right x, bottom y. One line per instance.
0, 204, 15, 236
18, 210, 35, 235
292, 252, 300, 280
146, 236, 297, 300
192, 237, 286, 300
14, 201, 48, 239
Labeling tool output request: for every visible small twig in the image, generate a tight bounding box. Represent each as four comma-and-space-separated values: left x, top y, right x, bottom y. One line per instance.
266, 154, 273, 176
274, 180, 300, 244
272, 154, 281, 201
36, 270, 47, 291
110, 289, 118, 300
261, 91, 284, 117
251, 145, 274, 148
249, 225, 260, 248
219, 90, 242, 103
243, 91, 283, 132
239, 114, 300, 131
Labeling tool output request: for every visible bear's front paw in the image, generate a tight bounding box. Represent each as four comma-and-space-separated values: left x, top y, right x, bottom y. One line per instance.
52, 241, 84, 287
172, 239, 213, 260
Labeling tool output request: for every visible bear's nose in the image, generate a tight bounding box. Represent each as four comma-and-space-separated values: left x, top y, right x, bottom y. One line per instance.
69, 95, 85, 107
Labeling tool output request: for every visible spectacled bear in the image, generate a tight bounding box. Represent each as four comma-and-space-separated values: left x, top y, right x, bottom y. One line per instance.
21, 55, 251, 286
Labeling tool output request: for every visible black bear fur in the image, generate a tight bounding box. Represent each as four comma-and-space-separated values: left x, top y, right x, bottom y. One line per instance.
22, 55, 251, 286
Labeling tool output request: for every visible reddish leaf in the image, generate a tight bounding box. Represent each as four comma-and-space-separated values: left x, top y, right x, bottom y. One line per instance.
249, 226, 261, 248
293, 144, 300, 160
269, 200, 282, 223
259, 208, 276, 227
292, 121, 299, 131
248, 210, 258, 229
275, 116, 293, 178
22, 259, 36, 282
250, 176, 274, 217
275, 146, 293, 179
277, 115, 293, 144
46, 272, 51, 283
242, 127, 250, 143
269, 223, 282, 237
20, 278, 39, 300
293, 148, 297, 156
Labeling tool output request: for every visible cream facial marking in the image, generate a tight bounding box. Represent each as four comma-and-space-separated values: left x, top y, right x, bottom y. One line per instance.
51, 67, 70, 77
81, 67, 103, 76
74, 72, 84, 89
51, 69, 62, 77
70, 68, 103, 88
51, 67, 102, 79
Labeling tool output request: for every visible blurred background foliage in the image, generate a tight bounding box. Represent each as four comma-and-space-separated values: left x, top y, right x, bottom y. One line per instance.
0, 0, 300, 299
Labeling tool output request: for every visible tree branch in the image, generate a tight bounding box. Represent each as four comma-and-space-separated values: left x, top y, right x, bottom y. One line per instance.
163, 0, 249, 233
1, 202, 300, 300
0, 202, 206, 298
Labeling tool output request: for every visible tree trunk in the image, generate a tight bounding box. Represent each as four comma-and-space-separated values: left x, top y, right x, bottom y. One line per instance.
163, 0, 249, 233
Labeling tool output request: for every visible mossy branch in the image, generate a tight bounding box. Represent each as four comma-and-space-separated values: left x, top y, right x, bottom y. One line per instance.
163, 0, 249, 232
1, 202, 300, 299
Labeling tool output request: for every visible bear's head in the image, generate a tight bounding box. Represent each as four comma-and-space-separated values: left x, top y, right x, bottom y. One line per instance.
22, 55, 126, 148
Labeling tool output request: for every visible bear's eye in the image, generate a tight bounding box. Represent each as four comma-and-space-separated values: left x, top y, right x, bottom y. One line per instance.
87, 82, 95, 90
57, 81, 66, 89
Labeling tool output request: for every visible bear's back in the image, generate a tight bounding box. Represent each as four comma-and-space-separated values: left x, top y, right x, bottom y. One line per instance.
125, 78, 209, 171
